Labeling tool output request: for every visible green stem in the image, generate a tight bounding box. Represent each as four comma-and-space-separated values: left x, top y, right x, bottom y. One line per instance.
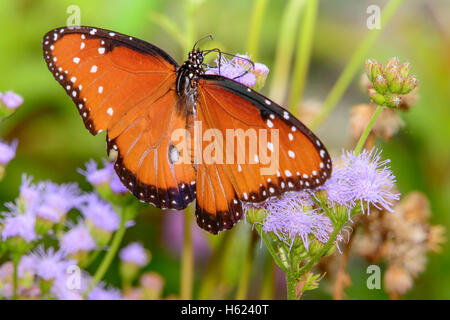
309, 0, 405, 130
269, 0, 307, 103
260, 229, 289, 273
288, 0, 319, 115
247, 0, 269, 60
180, 206, 194, 299
235, 231, 257, 300
354, 104, 384, 155
297, 223, 343, 277
83, 208, 128, 297
12, 254, 20, 300
286, 271, 298, 300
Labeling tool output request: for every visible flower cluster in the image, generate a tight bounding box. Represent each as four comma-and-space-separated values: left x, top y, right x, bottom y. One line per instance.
365, 58, 418, 108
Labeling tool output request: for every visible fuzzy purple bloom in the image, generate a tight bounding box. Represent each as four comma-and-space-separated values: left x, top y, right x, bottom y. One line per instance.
78, 158, 127, 194
60, 222, 96, 254
18, 254, 36, 278
51, 269, 92, 300
205, 54, 257, 87
260, 192, 333, 250
19, 174, 43, 208
0, 139, 18, 165
32, 246, 75, 281
78, 194, 120, 231
1, 204, 37, 242
1, 91, 23, 109
323, 148, 400, 214
119, 242, 149, 266
39, 181, 81, 221
78, 159, 114, 186
88, 283, 122, 300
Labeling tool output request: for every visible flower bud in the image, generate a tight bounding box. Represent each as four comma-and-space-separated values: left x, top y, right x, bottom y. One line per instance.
368, 89, 385, 105
34, 216, 54, 235
401, 76, 419, 94
385, 57, 400, 73
385, 93, 401, 108
0, 91, 23, 119
140, 272, 164, 300
399, 62, 411, 79
246, 208, 265, 225
86, 219, 112, 247
365, 59, 383, 82
252, 62, 269, 90
373, 75, 389, 94
389, 74, 404, 93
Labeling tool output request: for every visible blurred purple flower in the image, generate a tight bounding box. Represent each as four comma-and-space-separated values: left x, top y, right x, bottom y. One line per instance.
323, 148, 400, 214
109, 173, 128, 194
78, 158, 127, 194
18, 254, 36, 278
0, 139, 18, 165
32, 246, 75, 281
119, 242, 149, 267
88, 283, 122, 300
162, 210, 211, 260
260, 192, 333, 250
38, 181, 81, 222
1, 204, 36, 242
1, 91, 23, 109
60, 222, 96, 254
78, 194, 120, 232
19, 174, 43, 208
78, 159, 114, 186
51, 270, 91, 300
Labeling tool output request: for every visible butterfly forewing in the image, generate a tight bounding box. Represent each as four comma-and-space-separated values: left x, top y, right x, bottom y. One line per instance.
43, 26, 196, 210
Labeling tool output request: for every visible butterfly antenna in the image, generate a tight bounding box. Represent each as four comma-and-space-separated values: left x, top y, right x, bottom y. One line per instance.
193, 34, 214, 51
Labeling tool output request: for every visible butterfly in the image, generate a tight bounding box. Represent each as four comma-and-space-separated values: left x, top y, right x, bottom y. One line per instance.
42, 26, 332, 234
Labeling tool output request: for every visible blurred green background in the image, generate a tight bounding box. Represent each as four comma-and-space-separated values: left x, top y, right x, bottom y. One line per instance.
0, 0, 449, 299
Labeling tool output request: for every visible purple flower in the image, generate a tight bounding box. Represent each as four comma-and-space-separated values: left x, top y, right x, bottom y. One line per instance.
60, 222, 96, 254
1, 91, 23, 109
109, 173, 128, 194
206, 54, 257, 87
323, 148, 400, 214
51, 270, 91, 300
1, 204, 37, 242
38, 181, 81, 222
0, 139, 18, 165
18, 254, 36, 278
32, 246, 75, 281
78, 159, 114, 186
259, 192, 333, 250
119, 242, 149, 267
78, 158, 127, 194
19, 174, 43, 208
88, 283, 122, 300
78, 194, 120, 231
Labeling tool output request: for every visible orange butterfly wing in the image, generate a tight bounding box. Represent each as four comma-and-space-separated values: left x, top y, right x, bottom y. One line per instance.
43, 26, 196, 209
194, 75, 332, 233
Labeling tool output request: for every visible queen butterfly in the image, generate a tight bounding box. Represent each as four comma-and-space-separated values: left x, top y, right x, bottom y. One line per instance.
42, 26, 332, 234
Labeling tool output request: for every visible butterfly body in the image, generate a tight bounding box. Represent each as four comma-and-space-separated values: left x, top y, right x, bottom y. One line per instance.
43, 26, 332, 234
